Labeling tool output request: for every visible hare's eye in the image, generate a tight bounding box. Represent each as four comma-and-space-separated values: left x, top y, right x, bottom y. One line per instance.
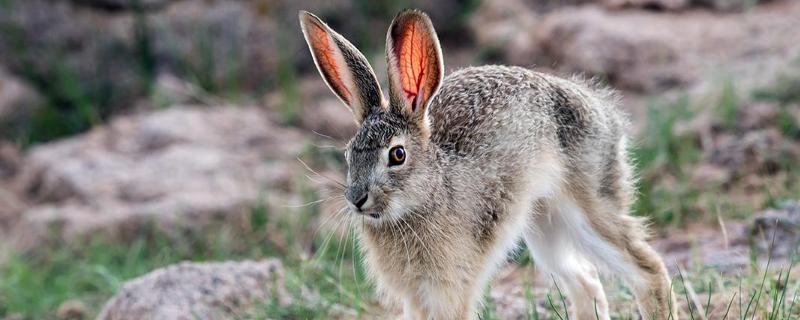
388, 146, 406, 166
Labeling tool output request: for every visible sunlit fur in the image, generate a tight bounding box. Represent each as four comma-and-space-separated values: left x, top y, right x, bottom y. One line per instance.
300, 9, 676, 320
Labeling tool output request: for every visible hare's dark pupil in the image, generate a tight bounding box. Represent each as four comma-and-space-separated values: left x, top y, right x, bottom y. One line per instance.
389, 146, 405, 165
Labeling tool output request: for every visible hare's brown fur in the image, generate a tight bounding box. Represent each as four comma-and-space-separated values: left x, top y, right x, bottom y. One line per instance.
300, 10, 675, 320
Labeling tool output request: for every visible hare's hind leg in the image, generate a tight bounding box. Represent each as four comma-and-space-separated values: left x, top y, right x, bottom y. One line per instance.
567, 175, 677, 319
525, 200, 611, 320
589, 210, 676, 319
617, 226, 676, 320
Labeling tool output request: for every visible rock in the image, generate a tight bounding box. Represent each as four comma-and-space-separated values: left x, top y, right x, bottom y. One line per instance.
0, 141, 24, 232
690, 163, 731, 187
0, 141, 21, 180
468, 0, 540, 66
12, 106, 309, 246
0, 68, 42, 136
751, 201, 800, 260
653, 221, 753, 274
652, 202, 800, 274
0, 185, 24, 232
523, 0, 800, 99
535, 6, 689, 92
708, 128, 793, 177
98, 259, 289, 320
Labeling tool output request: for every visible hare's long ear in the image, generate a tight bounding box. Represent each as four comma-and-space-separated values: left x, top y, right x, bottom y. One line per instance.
299, 11, 384, 123
386, 10, 443, 124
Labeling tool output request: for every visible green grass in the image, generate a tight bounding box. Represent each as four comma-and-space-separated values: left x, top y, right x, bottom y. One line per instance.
715, 79, 741, 131
753, 72, 800, 106
753, 70, 800, 139
275, 18, 302, 126
632, 95, 702, 225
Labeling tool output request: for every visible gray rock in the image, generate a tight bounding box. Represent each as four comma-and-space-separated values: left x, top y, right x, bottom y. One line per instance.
708, 129, 792, 177
12, 106, 308, 247
98, 259, 289, 320
468, 0, 541, 67
752, 201, 800, 260
0, 141, 24, 232
0, 141, 20, 180
535, 6, 689, 92
0, 67, 42, 136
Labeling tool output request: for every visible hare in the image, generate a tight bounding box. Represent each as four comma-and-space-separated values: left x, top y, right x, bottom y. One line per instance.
299, 9, 676, 320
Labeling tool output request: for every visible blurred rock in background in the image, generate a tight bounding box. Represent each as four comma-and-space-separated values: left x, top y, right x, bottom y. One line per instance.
98, 259, 289, 320
10, 105, 308, 247
535, 6, 688, 93
0, 66, 42, 137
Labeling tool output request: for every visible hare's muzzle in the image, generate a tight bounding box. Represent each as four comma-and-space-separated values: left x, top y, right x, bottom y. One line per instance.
345, 186, 376, 216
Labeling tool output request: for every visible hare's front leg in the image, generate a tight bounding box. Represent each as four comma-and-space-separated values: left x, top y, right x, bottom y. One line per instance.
401, 300, 426, 320
401, 279, 482, 320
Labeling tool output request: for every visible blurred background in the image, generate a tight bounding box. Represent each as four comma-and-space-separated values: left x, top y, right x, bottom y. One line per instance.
0, 0, 799, 318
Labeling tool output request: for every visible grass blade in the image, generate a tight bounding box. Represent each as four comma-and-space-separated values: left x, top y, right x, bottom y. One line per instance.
677, 267, 696, 320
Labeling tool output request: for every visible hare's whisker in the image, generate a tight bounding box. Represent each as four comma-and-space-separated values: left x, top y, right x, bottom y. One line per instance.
310, 130, 344, 147
281, 195, 342, 208
296, 157, 346, 188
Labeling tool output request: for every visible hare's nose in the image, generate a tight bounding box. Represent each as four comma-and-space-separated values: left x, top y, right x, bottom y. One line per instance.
346, 188, 369, 211
354, 194, 368, 210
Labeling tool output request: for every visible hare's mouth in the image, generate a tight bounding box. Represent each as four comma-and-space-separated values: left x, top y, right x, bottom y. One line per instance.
355, 211, 385, 225
355, 211, 380, 219
351, 206, 383, 220
360, 208, 382, 219
358, 207, 390, 223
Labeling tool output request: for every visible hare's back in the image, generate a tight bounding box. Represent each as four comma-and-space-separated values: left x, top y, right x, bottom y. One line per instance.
427, 65, 626, 162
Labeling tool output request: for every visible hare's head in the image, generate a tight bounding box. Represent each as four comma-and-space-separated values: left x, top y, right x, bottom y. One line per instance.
299, 10, 444, 223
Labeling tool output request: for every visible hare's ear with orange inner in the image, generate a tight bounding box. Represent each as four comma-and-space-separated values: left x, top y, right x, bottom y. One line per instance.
385, 9, 444, 123
299, 11, 384, 123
